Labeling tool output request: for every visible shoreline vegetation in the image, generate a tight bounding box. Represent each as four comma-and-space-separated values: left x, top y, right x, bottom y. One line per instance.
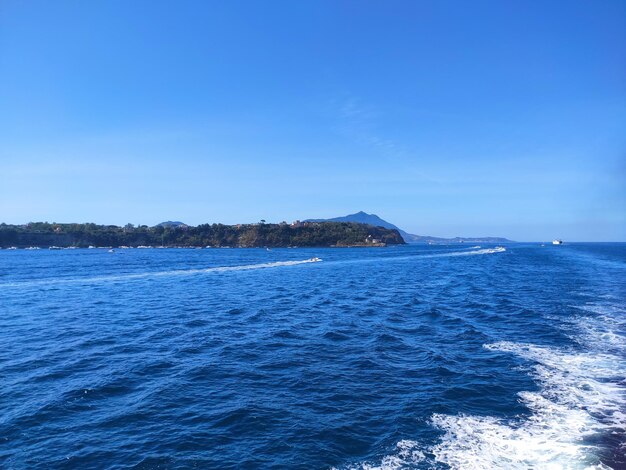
0, 221, 405, 249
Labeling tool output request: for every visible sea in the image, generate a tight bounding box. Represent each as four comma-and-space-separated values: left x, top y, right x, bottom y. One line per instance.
1, 243, 624, 469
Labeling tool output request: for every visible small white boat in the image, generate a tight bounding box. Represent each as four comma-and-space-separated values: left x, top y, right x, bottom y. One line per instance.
309, 257, 322, 262
552, 239, 563, 245
108, 249, 116, 253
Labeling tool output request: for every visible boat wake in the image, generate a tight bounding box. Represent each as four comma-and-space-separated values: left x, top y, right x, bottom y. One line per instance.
0, 258, 322, 288
342, 302, 625, 469
424, 246, 506, 258
430, 339, 624, 469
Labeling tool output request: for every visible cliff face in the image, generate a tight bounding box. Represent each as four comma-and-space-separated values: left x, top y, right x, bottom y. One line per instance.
0, 222, 405, 248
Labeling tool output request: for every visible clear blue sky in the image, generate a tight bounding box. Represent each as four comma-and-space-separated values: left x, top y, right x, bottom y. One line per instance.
1, 0, 624, 241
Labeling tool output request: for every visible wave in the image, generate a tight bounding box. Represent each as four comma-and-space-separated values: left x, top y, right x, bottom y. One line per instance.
345, 301, 624, 469
0, 258, 322, 288
424, 246, 506, 258
570, 304, 626, 354
0, 247, 504, 289
373, 246, 507, 263
430, 341, 624, 469
338, 440, 425, 470
271, 246, 507, 274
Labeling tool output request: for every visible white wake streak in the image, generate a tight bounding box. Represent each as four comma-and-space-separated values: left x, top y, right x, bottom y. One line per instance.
345, 246, 507, 267
425, 246, 506, 258
346, 302, 624, 470
0, 259, 321, 288
430, 340, 624, 469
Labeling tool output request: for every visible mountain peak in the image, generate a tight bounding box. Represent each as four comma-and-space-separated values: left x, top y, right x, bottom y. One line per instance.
304, 212, 514, 244
305, 211, 401, 231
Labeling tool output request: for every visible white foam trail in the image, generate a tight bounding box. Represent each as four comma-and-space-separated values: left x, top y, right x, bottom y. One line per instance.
337, 440, 425, 470
329, 246, 507, 270
0, 259, 321, 288
429, 341, 624, 469
2, 247, 503, 289
347, 301, 624, 470
569, 304, 626, 354
424, 246, 506, 258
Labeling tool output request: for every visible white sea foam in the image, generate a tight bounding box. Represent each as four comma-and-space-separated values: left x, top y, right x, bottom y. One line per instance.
334, 246, 507, 269
338, 440, 425, 470
568, 305, 626, 354
429, 341, 624, 469
445, 302, 626, 469
347, 301, 624, 470
0, 259, 322, 288
362, 440, 425, 470
425, 246, 506, 258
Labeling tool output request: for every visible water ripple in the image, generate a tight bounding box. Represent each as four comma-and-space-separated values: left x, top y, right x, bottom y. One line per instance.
0, 244, 624, 468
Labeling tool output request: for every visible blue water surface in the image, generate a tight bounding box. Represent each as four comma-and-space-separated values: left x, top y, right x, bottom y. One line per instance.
1, 244, 624, 469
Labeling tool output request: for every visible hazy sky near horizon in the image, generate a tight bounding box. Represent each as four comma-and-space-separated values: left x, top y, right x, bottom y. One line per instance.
1, 1, 625, 241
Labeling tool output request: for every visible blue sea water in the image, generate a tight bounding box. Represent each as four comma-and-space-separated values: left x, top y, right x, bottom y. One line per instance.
0, 243, 624, 469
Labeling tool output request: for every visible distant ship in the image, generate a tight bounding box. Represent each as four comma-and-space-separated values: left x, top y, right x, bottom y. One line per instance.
552, 239, 563, 245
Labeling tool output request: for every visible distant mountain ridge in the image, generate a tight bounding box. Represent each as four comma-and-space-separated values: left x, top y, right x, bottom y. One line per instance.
305, 211, 514, 244
305, 211, 415, 241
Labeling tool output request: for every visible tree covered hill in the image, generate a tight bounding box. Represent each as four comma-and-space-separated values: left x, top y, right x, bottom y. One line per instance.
307, 211, 514, 243
0, 221, 405, 248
